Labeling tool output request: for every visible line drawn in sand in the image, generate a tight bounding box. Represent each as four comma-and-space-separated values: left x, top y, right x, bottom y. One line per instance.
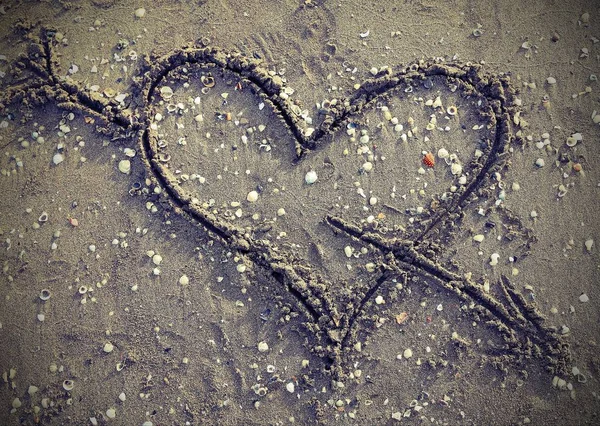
1, 27, 571, 379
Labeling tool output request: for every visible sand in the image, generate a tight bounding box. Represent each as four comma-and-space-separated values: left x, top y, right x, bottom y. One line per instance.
0, 0, 599, 424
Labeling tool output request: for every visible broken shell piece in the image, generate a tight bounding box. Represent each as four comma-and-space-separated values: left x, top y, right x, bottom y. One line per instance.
489, 253, 500, 266
437, 148, 449, 159
585, 239, 594, 252
201, 75, 215, 88
39, 289, 51, 301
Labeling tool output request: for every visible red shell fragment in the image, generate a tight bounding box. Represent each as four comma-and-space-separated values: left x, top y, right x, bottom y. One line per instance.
423, 152, 435, 168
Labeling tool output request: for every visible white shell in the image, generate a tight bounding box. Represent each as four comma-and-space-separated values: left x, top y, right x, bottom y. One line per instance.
437, 148, 449, 159
39, 289, 51, 301
160, 86, 173, 99
118, 160, 131, 174
305, 170, 318, 184
489, 253, 500, 266
451, 163, 462, 175
52, 153, 64, 165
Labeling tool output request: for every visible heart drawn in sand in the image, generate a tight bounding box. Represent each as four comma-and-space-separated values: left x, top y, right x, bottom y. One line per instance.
135, 46, 570, 374
5, 31, 570, 376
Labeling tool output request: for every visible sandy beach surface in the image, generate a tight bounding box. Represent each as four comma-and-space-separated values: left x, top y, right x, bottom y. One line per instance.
0, 0, 599, 424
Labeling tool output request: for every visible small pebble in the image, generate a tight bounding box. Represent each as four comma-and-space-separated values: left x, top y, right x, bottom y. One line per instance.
473, 234, 485, 243
535, 158, 545, 168
403, 348, 413, 359
286, 382, 295, 393
106, 408, 116, 419
305, 170, 318, 184
277, 208, 286, 216
247, 190, 259, 202
118, 392, 126, 402
581, 12, 589, 24
179, 275, 189, 285
375, 295, 385, 304
546, 77, 557, 85
152, 254, 162, 265
134, 7, 146, 18
12, 398, 22, 409
362, 162, 373, 172
579, 294, 589, 303
103, 342, 114, 353
258, 341, 269, 352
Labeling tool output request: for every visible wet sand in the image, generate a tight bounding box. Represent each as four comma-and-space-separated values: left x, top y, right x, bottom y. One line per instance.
0, 1, 599, 424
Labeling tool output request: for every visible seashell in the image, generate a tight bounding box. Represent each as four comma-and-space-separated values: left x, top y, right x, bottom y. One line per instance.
39, 289, 51, 301
166, 104, 177, 113
305, 170, 318, 184
566, 136, 577, 147
437, 148, 449, 159
201, 75, 215, 88
447, 105, 458, 116
39, 212, 49, 223
158, 153, 171, 163
422, 152, 435, 168
160, 86, 173, 99
451, 163, 463, 175
63, 380, 74, 391
78, 285, 88, 295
